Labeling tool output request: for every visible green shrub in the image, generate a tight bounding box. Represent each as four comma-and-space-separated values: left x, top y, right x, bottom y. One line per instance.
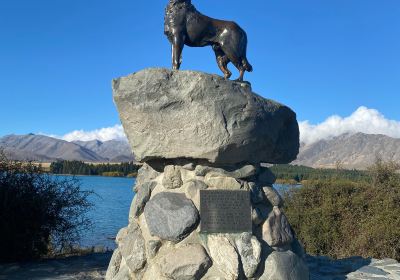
127, 172, 138, 178
0, 152, 93, 262
283, 160, 400, 260
102, 171, 125, 177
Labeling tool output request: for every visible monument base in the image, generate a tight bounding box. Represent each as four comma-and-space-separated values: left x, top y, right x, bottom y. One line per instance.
106, 163, 309, 280
107, 69, 308, 279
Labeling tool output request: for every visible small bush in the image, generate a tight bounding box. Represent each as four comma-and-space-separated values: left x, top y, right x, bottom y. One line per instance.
0, 152, 93, 262
283, 159, 400, 261
102, 171, 125, 177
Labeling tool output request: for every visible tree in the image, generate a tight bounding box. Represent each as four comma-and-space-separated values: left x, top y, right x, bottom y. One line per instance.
0, 151, 93, 261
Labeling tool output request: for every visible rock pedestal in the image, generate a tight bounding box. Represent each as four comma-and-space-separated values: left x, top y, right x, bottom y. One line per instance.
106, 68, 309, 280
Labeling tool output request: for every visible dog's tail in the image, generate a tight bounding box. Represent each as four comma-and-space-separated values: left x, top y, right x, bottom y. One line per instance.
242, 57, 253, 72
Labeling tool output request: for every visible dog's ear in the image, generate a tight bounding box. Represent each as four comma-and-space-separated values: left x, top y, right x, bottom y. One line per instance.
171, 0, 191, 3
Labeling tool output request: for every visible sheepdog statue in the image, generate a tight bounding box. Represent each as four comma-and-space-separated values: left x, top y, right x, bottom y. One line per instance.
164, 0, 253, 81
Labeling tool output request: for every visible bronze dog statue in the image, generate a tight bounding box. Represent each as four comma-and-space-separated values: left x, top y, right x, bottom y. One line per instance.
164, 0, 253, 81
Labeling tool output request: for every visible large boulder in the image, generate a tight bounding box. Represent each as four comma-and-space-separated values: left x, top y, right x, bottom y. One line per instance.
207, 235, 240, 279
158, 244, 212, 280
262, 206, 294, 248
118, 222, 146, 273
259, 250, 309, 280
144, 192, 199, 242
130, 181, 157, 219
234, 233, 262, 278
113, 68, 299, 166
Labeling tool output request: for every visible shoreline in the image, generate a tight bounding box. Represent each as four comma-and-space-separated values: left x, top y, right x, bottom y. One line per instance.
49, 174, 137, 179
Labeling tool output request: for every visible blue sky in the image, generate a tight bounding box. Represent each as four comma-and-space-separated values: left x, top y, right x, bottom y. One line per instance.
0, 0, 399, 141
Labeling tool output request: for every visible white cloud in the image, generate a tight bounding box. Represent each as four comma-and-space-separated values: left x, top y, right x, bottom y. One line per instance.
45, 106, 399, 145
300, 106, 400, 145
57, 124, 127, 142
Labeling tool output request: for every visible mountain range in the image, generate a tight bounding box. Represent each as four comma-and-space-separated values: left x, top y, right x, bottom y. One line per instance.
294, 132, 400, 169
0, 134, 134, 162
0, 133, 399, 169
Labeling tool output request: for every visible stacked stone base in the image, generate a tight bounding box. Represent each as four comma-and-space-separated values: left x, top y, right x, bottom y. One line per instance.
106, 163, 309, 280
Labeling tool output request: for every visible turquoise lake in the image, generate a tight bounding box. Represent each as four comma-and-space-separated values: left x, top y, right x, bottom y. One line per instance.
58, 175, 296, 249
54, 175, 136, 249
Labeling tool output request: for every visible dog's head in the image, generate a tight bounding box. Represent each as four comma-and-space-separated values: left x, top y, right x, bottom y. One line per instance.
169, 0, 191, 4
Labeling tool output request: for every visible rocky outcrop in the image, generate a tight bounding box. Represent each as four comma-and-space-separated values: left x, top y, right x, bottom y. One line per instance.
107, 69, 308, 280
113, 68, 299, 166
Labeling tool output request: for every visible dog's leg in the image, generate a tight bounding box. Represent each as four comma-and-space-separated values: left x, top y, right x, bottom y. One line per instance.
237, 69, 245, 82
172, 34, 185, 70
213, 45, 232, 79
227, 57, 245, 81
221, 57, 232, 79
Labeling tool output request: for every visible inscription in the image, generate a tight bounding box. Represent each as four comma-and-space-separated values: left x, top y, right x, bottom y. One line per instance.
200, 190, 252, 233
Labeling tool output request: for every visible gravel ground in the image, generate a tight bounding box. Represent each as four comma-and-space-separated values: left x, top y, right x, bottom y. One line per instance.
0, 252, 112, 280
1, 252, 399, 280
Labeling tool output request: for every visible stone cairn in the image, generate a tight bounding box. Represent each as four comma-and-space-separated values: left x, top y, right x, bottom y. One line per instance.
106, 68, 310, 280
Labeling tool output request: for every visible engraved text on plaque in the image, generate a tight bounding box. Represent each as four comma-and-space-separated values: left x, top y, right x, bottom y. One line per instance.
200, 190, 252, 233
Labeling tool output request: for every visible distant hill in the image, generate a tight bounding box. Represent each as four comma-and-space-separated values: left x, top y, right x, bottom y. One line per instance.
0, 134, 106, 162
72, 140, 134, 162
1, 133, 398, 168
294, 132, 400, 169
0, 134, 134, 162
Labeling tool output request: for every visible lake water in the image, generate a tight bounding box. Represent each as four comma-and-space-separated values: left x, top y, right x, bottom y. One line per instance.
57, 176, 297, 249
53, 175, 136, 249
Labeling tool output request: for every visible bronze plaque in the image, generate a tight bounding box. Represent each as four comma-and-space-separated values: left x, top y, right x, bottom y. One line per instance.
200, 190, 252, 233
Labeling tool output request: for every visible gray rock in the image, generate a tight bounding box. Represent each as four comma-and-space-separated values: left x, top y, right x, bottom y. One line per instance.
113, 68, 299, 165
262, 186, 283, 207
204, 174, 242, 190
262, 206, 294, 248
233, 165, 258, 179
112, 265, 132, 280
182, 163, 195, 170
195, 165, 256, 179
357, 265, 389, 276
371, 258, 400, 267
115, 227, 128, 245
162, 165, 183, 189
260, 250, 309, 280
106, 249, 122, 280
195, 165, 228, 176
184, 180, 208, 199
159, 244, 212, 280
119, 221, 146, 272
144, 241, 160, 260
208, 235, 240, 280
130, 181, 157, 218
144, 192, 199, 242
135, 163, 160, 191
235, 233, 262, 278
